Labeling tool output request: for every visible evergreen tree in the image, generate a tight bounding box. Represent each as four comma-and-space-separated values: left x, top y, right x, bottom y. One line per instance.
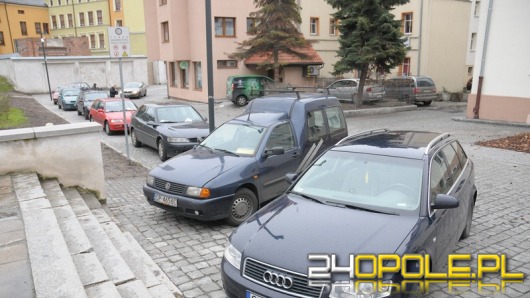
229, 0, 313, 83
326, 0, 409, 108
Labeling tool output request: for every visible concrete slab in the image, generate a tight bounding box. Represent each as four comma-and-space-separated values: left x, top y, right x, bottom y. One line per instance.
0, 127, 35, 142
85, 281, 120, 298
18, 197, 51, 211
0, 229, 25, 247
0, 242, 28, 265
0, 217, 24, 234
79, 192, 102, 210
92, 208, 111, 223
11, 173, 40, 189
72, 252, 109, 286
42, 180, 69, 207
33, 122, 101, 138
0, 258, 34, 298
14, 187, 46, 202
148, 284, 176, 298
57, 218, 93, 255
0, 175, 12, 195
0, 193, 17, 208
116, 280, 153, 298
63, 188, 92, 217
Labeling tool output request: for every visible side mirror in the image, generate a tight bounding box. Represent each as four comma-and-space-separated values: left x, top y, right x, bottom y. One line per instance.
97, 108, 104, 112
431, 194, 459, 210
263, 147, 285, 158
146, 121, 158, 128
284, 173, 298, 184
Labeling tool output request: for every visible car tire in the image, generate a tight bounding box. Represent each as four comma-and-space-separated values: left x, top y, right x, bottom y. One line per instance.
423, 101, 432, 106
131, 129, 142, 147
157, 139, 168, 161
226, 188, 258, 226
84, 108, 89, 120
77, 108, 82, 115
104, 121, 113, 135
235, 95, 248, 107
89, 115, 93, 122
58, 101, 62, 109
461, 200, 474, 239
144, 90, 147, 97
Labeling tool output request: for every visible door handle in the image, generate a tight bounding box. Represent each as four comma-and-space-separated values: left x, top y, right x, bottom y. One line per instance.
292, 152, 300, 158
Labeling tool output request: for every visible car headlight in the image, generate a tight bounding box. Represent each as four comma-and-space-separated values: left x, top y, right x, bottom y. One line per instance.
224, 244, 242, 271
328, 281, 392, 298
132, 90, 138, 94
186, 186, 210, 199
146, 175, 154, 186
167, 137, 189, 143
110, 119, 123, 123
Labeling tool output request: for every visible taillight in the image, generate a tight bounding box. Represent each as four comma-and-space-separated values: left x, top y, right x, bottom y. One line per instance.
413, 87, 420, 94
366, 87, 372, 92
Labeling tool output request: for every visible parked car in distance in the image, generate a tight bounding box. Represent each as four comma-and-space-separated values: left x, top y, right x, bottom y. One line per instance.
130, 104, 210, 161
77, 90, 108, 120
318, 78, 385, 103
122, 82, 147, 99
89, 98, 138, 135
226, 75, 275, 106
383, 75, 437, 105
58, 88, 82, 111
221, 129, 477, 298
143, 93, 348, 225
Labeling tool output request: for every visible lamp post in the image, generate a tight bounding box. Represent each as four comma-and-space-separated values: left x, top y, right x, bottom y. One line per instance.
40, 32, 53, 103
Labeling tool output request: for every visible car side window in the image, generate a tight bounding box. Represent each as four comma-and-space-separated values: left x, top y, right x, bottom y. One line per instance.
266, 123, 295, 151
146, 107, 156, 122
442, 143, 462, 183
307, 109, 327, 143
451, 141, 468, 169
136, 106, 147, 120
325, 106, 346, 134
429, 152, 452, 210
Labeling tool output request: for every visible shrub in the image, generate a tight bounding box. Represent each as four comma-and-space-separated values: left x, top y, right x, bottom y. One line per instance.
0, 76, 13, 117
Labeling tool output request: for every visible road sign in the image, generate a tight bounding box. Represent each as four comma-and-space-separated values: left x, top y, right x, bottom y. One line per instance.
108, 26, 130, 58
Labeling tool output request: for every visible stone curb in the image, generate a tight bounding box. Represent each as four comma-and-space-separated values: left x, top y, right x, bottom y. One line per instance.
343, 105, 417, 117
452, 116, 530, 128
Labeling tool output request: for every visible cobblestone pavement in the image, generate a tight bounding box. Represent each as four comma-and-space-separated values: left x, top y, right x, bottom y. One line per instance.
31, 87, 530, 297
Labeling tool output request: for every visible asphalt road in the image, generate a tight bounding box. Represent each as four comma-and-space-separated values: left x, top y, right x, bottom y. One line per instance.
31, 85, 530, 297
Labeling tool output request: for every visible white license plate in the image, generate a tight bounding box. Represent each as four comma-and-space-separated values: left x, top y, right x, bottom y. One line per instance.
154, 193, 178, 207
246, 291, 264, 298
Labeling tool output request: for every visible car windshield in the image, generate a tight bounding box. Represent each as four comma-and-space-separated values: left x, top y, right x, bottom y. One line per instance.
292, 150, 423, 215
63, 89, 81, 96
105, 101, 137, 112
85, 92, 107, 101
200, 123, 266, 156
125, 82, 141, 88
156, 106, 203, 123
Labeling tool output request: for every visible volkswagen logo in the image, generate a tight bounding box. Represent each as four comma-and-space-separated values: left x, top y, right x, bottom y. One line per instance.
165, 182, 171, 191
263, 270, 293, 289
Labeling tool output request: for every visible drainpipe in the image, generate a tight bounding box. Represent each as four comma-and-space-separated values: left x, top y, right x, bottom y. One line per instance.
3, 1, 15, 52
71, 1, 78, 36
474, 0, 494, 119
417, 0, 423, 76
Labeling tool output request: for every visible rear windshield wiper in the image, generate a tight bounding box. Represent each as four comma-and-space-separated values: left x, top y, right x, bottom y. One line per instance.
326, 201, 398, 216
213, 148, 240, 157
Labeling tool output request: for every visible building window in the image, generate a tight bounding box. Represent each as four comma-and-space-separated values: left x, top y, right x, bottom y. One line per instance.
20, 21, 28, 36
50, 0, 53, 6
329, 18, 338, 36
402, 13, 413, 34
97, 10, 102, 25
115, 0, 121, 11
160, 0, 167, 5
18, 10, 25, 14
215, 17, 235, 37
88, 11, 94, 26
67, 13, 73, 27
470, 33, 477, 51
59, 15, 65, 28
179, 61, 189, 88
194, 62, 202, 90
116, 20, 122, 27
58, 0, 62, 4
79, 13, 85, 26
99, 33, 105, 48
90, 34, 96, 49
310, 17, 319, 36
474, 1, 481, 17
52, 16, 57, 29
0, 32, 5, 46
161, 21, 169, 42
246, 18, 259, 33
217, 60, 238, 69
467, 67, 473, 75
43, 23, 49, 34
35, 23, 42, 34
401, 57, 411, 76
169, 62, 177, 87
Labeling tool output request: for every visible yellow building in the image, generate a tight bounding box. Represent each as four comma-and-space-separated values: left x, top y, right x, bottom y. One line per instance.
108, 0, 146, 55
0, 0, 50, 55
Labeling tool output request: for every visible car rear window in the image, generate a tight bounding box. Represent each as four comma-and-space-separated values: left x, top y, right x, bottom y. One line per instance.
417, 78, 435, 87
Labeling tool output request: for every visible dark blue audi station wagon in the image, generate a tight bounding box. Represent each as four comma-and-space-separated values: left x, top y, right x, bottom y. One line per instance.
221, 129, 477, 298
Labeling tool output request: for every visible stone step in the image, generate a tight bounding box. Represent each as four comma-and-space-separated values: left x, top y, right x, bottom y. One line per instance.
12, 173, 86, 298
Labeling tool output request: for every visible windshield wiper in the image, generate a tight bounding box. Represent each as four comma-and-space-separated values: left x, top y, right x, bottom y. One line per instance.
289, 191, 324, 204
160, 120, 179, 123
196, 144, 215, 154
326, 201, 398, 215
213, 148, 240, 157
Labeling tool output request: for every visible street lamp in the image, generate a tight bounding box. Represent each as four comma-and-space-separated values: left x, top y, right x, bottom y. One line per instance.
40, 32, 53, 103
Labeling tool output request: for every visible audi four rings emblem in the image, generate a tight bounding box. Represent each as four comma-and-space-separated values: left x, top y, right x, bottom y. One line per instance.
263, 271, 293, 289
165, 182, 171, 191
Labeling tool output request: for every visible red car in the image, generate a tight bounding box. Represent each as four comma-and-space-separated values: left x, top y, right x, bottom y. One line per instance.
89, 98, 138, 135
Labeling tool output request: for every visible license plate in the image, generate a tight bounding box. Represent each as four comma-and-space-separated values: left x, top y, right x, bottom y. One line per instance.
154, 193, 178, 207
246, 291, 264, 298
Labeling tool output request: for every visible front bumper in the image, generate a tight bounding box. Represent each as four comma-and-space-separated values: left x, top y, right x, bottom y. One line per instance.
143, 184, 233, 221
63, 102, 76, 110
164, 141, 199, 157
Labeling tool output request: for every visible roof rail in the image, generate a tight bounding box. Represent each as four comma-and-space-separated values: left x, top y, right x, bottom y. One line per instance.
336, 128, 390, 145
425, 133, 451, 153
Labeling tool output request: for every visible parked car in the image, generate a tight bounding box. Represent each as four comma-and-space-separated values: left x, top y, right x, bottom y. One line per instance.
88, 98, 138, 135
143, 93, 348, 225
221, 129, 477, 298
318, 78, 385, 103
383, 75, 437, 105
226, 75, 275, 106
58, 88, 82, 111
122, 82, 147, 99
76, 90, 108, 120
130, 104, 210, 161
